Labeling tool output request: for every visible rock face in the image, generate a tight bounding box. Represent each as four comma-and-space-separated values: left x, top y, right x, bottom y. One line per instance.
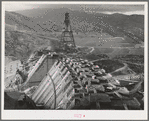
4, 91, 37, 109
4, 92, 17, 109
5, 59, 23, 89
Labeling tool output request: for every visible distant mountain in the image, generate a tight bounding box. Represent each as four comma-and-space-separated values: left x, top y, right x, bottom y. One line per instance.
5, 11, 36, 31
5, 8, 144, 62
15, 8, 105, 32
15, 8, 144, 38
5, 11, 60, 32
104, 13, 144, 29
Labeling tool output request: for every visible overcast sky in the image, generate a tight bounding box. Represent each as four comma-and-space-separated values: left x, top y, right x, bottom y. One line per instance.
3, 2, 145, 15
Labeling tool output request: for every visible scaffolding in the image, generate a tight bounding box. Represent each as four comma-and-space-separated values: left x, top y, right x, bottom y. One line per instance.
60, 13, 76, 51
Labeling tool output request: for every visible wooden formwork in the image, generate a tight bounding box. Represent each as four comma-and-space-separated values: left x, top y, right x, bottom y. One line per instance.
31, 57, 143, 110
31, 60, 75, 109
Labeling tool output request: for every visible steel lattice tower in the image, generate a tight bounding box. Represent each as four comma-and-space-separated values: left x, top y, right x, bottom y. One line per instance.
60, 13, 76, 51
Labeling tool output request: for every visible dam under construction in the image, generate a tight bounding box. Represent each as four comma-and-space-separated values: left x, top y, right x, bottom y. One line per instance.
4, 12, 144, 110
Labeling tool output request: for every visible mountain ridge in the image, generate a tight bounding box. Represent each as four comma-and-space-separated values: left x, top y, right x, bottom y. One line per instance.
6, 8, 144, 36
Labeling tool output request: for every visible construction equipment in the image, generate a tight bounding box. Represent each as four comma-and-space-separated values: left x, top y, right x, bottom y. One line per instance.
60, 13, 76, 52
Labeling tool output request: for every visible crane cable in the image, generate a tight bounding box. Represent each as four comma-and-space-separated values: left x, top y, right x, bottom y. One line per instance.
47, 73, 56, 109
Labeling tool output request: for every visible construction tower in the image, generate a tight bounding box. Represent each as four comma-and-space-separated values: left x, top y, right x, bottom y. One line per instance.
60, 13, 76, 51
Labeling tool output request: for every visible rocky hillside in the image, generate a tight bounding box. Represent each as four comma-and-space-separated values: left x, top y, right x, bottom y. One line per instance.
15, 8, 144, 40
5, 9, 144, 62
5, 30, 60, 62
5, 11, 59, 32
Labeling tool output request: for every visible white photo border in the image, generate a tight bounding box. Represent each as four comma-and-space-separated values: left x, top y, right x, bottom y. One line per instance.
1, 1, 148, 120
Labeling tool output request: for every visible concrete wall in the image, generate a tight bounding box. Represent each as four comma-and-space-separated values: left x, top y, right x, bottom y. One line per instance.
28, 56, 57, 87
31, 60, 74, 109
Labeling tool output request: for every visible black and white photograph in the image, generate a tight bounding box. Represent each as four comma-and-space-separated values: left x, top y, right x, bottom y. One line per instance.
1, 1, 148, 120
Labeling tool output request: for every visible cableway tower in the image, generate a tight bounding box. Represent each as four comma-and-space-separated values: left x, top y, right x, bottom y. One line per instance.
60, 13, 76, 51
